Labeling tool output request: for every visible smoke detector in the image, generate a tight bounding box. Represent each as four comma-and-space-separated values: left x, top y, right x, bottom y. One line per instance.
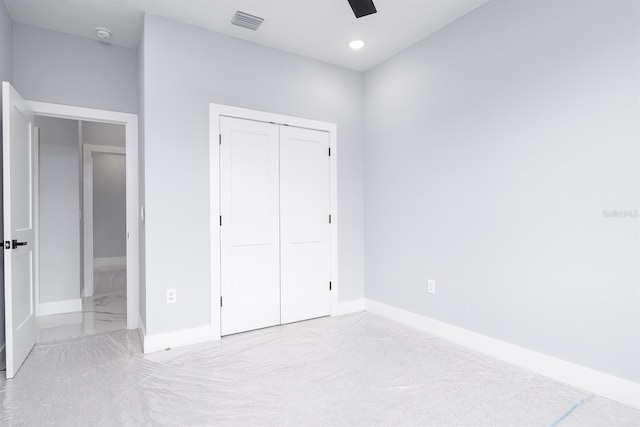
231, 11, 264, 31
96, 28, 112, 40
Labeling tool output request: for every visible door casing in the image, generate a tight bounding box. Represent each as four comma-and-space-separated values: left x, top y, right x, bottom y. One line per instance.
28, 101, 140, 330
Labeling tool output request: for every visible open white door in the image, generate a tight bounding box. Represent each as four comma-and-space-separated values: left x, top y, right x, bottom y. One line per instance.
2, 82, 36, 378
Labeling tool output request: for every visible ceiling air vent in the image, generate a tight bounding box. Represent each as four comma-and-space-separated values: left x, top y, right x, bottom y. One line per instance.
231, 11, 264, 31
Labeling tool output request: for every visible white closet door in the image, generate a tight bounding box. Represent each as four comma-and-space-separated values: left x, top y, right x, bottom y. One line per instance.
220, 117, 280, 336
280, 126, 331, 324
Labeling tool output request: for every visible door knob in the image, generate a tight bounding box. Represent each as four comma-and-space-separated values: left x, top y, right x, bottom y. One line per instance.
11, 240, 27, 249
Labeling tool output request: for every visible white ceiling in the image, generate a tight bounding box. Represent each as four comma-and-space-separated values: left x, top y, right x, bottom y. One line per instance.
3, 0, 490, 71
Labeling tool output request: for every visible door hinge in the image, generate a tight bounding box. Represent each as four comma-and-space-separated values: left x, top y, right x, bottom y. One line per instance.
329, 281, 332, 291
220, 296, 223, 307
220, 216, 222, 226
4, 241, 9, 250
219, 134, 222, 145
329, 214, 332, 224
328, 147, 331, 157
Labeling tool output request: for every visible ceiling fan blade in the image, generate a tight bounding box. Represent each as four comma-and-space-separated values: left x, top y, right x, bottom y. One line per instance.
347, 0, 377, 18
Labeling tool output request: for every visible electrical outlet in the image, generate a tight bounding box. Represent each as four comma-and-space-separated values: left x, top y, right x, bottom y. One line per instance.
427, 280, 436, 295
167, 288, 177, 304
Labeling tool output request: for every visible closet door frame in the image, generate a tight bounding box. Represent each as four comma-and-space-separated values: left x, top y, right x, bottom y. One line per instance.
209, 103, 338, 339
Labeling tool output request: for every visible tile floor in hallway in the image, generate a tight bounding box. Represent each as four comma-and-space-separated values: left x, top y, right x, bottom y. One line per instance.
36, 290, 126, 343
3, 312, 640, 426
36, 265, 127, 343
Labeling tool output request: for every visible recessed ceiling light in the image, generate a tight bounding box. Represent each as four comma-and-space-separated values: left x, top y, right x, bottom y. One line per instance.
349, 40, 365, 50
96, 27, 112, 40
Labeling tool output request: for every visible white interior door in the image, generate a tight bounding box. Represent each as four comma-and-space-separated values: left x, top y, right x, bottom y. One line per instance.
280, 126, 331, 324
220, 117, 281, 336
2, 82, 36, 378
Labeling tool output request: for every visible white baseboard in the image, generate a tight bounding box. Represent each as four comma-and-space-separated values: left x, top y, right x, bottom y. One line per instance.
365, 299, 640, 410
332, 298, 366, 316
37, 298, 82, 316
142, 325, 213, 354
140, 297, 364, 355
94, 257, 126, 268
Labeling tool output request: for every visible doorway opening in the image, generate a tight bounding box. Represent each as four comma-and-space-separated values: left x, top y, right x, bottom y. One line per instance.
34, 117, 127, 343
3, 84, 139, 378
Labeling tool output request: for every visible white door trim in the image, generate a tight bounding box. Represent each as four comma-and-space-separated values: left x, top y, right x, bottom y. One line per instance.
28, 101, 139, 330
209, 103, 339, 340
82, 144, 125, 298
33, 127, 40, 315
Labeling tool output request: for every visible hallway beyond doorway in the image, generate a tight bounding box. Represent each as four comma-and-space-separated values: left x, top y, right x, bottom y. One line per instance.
36, 265, 126, 343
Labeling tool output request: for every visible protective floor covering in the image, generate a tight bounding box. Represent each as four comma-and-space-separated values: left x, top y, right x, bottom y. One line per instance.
36, 291, 126, 343
1, 312, 639, 426
94, 265, 127, 294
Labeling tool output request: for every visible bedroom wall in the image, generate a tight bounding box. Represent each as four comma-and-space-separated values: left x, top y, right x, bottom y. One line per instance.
364, 0, 640, 382
141, 14, 365, 335
12, 23, 137, 114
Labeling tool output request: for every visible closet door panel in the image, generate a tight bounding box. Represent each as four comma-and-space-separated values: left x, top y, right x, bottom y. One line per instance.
220, 117, 280, 336
280, 126, 331, 324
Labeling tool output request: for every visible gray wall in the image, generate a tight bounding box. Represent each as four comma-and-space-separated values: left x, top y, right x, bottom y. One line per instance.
93, 153, 126, 259
12, 24, 137, 114
83, 121, 125, 147
364, 0, 640, 382
0, 1, 11, 82
37, 116, 81, 303
141, 14, 365, 335
0, 0, 13, 357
